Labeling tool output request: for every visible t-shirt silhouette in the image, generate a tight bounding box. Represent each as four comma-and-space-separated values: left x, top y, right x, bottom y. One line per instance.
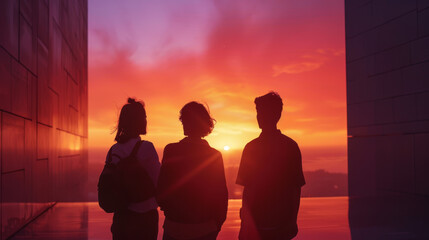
237, 129, 305, 238
157, 137, 228, 238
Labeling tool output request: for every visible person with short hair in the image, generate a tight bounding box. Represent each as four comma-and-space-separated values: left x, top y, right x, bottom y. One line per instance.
157, 101, 228, 240
107, 98, 160, 240
237, 92, 305, 240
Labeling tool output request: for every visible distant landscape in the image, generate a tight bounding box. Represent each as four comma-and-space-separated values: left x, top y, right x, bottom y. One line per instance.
222, 167, 347, 199
88, 163, 347, 201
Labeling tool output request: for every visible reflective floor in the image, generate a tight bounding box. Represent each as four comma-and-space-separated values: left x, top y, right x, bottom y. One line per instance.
10, 197, 350, 240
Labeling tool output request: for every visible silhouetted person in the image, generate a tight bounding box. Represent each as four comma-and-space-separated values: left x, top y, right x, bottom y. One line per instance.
236, 92, 305, 240
106, 98, 160, 240
157, 102, 228, 240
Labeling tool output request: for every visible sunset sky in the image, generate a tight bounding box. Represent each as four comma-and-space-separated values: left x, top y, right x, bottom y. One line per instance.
88, 0, 347, 172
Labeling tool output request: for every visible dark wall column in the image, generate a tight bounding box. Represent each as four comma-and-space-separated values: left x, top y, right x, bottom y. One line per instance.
0, 1, 88, 238
346, 0, 429, 239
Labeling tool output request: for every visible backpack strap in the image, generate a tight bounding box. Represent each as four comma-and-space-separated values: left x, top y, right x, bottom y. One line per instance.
129, 140, 142, 158
106, 146, 127, 165
106, 147, 114, 164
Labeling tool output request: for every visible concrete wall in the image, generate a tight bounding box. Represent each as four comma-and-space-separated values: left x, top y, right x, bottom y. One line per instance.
0, 1, 88, 238
346, 0, 429, 238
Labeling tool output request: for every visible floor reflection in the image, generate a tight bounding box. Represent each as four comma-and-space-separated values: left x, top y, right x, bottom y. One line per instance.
11, 197, 350, 240
9, 203, 88, 240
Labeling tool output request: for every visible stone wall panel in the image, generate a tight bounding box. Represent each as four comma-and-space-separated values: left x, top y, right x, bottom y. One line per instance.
347, 0, 429, 236
0, 1, 87, 238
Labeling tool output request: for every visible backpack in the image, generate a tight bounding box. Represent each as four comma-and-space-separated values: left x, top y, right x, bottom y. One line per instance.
98, 141, 156, 213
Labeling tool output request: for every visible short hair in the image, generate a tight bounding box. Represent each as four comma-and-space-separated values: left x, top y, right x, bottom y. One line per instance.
180, 101, 215, 137
115, 98, 147, 143
254, 91, 283, 122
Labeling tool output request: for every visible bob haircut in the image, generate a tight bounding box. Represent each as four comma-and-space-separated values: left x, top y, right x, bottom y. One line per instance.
254, 91, 283, 124
179, 101, 215, 138
114, 98, 147, 143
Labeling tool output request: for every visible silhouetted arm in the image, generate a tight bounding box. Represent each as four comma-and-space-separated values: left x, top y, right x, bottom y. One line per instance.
142, 142, 161, 187
282, 141, 304, 232
236, 144, 252, 186
156, 145, 172, 211
213, 152, 228, 229
293, 142, 305, 187
290, 187, 301, 223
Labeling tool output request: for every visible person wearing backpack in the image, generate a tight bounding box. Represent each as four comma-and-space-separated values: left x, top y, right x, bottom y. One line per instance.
98, 98, 161, 240
156, 101, 228, 240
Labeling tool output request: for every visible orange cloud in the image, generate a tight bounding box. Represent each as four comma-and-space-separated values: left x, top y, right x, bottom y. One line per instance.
273, 62, 322, 76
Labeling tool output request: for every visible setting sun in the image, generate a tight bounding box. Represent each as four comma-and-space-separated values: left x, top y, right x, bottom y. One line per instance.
223, 146, 230, 151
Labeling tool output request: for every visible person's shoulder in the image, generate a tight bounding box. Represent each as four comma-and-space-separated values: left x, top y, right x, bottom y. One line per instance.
140, 140, 155, 149
247, 136, 262, 146
111, 138, 137, 150
110, 142, 119, 148
109, 142, 121, 152
280, 133, 298, 145
106, 143, 121, 163
140, 139, 153, 145
204, 146, 223, 164
208, 146, 222, 156
165, 141, 181, 148
243, 137, 261, 150
163, 141, 181, 153
139, 140, 158, 155
279, 133, 300, 151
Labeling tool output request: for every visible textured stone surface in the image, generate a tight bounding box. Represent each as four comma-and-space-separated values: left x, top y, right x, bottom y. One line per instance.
347, 0, 429, 238
0, 1, 88, 239
347, 0, 429, 197
0, 0, 19, 59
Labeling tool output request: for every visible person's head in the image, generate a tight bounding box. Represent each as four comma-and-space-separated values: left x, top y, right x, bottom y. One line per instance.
114, 98, 147, 143
255, 91, 283, 130
179, 101, 215, 138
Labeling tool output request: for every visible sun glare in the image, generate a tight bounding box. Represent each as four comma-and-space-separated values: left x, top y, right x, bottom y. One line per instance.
223, 146, 230, 151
